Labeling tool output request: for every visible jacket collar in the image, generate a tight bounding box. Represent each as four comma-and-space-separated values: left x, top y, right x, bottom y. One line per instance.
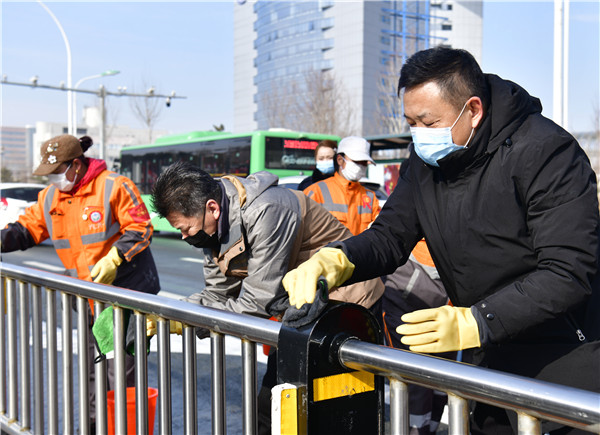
332, 171, 361, 190
71, 158, 107, 194
216, 182, 230, 243
435, 74, 542, 179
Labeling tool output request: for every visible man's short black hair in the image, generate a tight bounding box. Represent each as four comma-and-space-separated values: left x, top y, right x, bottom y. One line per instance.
151, 161, 222, 219
398, 47, 489, 111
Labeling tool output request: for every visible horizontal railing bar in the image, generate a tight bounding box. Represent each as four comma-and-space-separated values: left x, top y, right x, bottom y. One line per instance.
0, 415, 31, 435
339, 339, 600, 433
0, 262, 281, 346
3, 261, 600, 434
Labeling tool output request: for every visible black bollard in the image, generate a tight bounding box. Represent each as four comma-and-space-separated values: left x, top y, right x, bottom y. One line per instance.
274, 301, 384, 435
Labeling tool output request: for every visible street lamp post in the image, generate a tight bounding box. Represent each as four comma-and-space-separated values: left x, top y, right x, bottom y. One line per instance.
73, 70, 120, 134
37, 0, 73, 135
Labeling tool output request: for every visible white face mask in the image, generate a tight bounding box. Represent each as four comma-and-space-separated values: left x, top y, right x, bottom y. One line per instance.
341, 158, 367, 182
410, 101, 474, 167
48, 163, 75, 192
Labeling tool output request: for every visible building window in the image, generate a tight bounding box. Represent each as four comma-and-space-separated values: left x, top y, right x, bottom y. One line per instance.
442, 23, 452, 31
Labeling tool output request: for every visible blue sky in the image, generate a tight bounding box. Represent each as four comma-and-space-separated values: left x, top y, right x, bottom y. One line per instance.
1, 1, 598, 135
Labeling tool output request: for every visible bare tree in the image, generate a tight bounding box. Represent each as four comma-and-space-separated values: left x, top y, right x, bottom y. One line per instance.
261, 79, 298, 130
130, 80, 163, 143
372, 60, 408, 135
260, 69, 358, 137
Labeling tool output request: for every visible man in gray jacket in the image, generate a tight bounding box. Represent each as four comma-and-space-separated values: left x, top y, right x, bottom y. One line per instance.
150, 161, 384, 434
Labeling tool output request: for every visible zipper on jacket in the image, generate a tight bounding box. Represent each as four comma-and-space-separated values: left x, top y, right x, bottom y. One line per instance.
566, 313, 587, 343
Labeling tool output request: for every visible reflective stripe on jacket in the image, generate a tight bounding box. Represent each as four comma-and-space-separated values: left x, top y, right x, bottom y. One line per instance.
17, 169, 154, 281
305, 172, 437, 272
304, 172, 380, 236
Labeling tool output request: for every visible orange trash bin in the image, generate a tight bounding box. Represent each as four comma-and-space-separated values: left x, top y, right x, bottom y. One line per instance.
107, 387, 158, 435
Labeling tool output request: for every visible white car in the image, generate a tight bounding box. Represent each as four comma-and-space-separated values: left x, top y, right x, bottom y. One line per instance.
277, 175, 389, 206
0, 183, 47, 229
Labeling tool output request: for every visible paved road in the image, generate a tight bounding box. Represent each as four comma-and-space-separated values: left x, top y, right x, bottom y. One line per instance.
1, 232, 206, 298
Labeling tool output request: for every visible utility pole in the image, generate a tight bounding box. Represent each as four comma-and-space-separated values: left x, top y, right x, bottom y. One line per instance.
553, 0, 570, 130
0, 76, 185, 164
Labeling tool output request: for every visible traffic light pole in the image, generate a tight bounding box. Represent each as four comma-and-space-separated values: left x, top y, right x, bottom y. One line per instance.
1, 77, 186, 161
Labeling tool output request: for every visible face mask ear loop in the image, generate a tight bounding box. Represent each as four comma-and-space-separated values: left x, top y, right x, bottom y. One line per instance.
450, 100, 470, 131
463, 128, 475, 148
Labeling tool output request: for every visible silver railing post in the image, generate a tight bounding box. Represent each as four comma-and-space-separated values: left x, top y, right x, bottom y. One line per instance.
447, 393, 469, 434
46, 288, 59, 434
7, 278, 18, 423
135, 311, 149, 435
31, 284, 44, 433
113, 306, 127, 435
158, 318, 172, 433
389, 378, 409, 435
518, 412, 542, 435
18, 281, 31, 430
61, 292, 74, 433
94, 301, 108, 435
0, 277, 5, 415
183, 325, 197, 435
211, 331, 226, 434
77, 296, 90, 434
241, 338, 257, 435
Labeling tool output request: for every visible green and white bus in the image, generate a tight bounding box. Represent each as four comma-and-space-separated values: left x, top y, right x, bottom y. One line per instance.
119, 129, 340, 231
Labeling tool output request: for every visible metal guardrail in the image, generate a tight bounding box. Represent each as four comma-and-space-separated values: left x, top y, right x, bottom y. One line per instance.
1, 262, 599, 434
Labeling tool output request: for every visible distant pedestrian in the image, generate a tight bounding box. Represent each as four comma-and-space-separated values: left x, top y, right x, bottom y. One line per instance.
297, 139, 338, 191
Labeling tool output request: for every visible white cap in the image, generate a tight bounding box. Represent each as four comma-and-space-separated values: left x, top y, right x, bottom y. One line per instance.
337, 136, 375, 165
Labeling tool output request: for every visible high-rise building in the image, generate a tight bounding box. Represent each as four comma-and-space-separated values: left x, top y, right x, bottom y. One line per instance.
233, 0, 482, 136
0, 126, 35, 181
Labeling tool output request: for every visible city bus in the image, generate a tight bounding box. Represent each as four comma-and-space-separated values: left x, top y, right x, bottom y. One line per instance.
119, 129, 340, 231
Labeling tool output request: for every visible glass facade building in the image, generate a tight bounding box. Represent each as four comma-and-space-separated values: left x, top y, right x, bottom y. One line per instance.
234, 0, 482, 135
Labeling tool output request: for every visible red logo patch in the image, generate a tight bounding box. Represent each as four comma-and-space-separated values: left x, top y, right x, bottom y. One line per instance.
128, 203, 151, 223
90, 211, 103, 223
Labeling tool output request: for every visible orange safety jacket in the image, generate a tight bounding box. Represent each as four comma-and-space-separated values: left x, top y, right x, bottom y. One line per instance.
17, 161, 154, 281
303, 172, 436, 269
303, 172, 380, 236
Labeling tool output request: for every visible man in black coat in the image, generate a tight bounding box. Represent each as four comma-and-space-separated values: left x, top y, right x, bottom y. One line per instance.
283, 47, 599, 434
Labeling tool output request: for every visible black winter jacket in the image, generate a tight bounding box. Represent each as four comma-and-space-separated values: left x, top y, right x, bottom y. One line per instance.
340, 74, 600, 389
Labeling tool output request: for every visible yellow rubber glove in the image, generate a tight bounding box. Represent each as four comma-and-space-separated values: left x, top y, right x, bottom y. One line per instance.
282, 247, 355, 309
91, 246, 123, 285
396, 306, 481, 353
146, 314, 183, 337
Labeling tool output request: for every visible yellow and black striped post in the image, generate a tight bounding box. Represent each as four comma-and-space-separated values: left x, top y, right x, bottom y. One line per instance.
273, 302, 383, 434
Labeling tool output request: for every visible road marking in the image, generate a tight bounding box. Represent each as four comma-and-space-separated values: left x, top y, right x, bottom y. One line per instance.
23, 261, 65, 272
181, 257, 203, 264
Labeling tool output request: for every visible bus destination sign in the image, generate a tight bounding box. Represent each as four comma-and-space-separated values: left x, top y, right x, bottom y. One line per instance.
283, 139, 319, 150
